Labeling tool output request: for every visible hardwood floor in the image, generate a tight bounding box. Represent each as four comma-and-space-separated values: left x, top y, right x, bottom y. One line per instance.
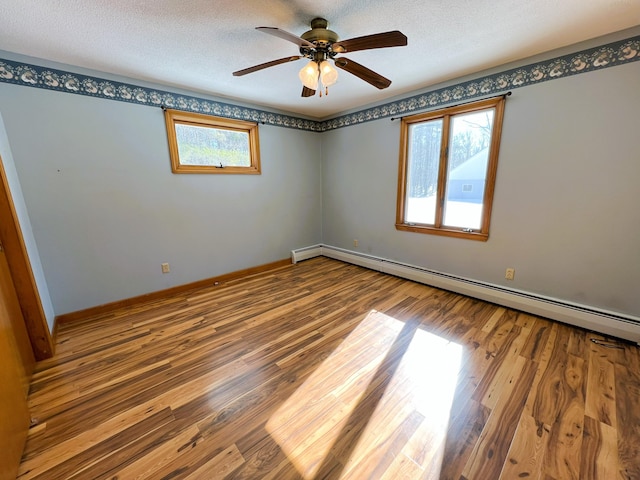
17, 257, 640, 479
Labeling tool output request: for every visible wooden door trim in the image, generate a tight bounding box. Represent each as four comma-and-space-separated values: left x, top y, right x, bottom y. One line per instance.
0, 155, 53, 360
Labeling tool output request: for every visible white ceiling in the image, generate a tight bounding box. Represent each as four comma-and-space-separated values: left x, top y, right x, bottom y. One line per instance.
1, 1, 639, 119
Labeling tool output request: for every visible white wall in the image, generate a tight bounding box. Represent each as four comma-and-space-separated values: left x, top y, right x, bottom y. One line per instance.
0, 85, 322, 315
0, 113, 55, 330
321, 61, 640, 318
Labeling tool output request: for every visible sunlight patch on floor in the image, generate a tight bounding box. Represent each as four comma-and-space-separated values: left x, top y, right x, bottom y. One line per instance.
345, 326, 464, 479
266, 309, 463, 479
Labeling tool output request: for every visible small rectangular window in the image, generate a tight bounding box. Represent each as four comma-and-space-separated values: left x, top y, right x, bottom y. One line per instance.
396, 96, 505, 241
164, 109, 261, 174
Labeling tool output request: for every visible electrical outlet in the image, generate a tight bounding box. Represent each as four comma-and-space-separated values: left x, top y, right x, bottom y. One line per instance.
161, 262, 170, 274
505, 268, 515, 280
353, 239, 359, 247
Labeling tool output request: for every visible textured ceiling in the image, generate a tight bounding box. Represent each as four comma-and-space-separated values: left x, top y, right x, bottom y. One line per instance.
1, 0, 639, 119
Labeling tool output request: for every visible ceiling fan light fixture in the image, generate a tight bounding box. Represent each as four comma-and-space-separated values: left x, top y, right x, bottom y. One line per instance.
319, 60, 338, 87
298, 61, 319, 90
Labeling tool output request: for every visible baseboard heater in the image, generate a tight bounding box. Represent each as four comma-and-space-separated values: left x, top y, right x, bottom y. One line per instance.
291, 244, 640, 345
291, 244, 323, 264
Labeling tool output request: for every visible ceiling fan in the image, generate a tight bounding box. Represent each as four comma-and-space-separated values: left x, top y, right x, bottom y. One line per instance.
232, 18, 407, 97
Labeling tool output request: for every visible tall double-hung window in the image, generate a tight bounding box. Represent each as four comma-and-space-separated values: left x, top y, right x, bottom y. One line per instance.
396, 96, 505, 241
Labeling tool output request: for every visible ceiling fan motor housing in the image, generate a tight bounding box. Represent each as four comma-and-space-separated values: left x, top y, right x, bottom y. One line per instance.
300, 18, 339, 58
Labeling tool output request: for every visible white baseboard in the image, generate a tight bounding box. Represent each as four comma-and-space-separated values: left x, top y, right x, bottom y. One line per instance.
291, 244, 640, 344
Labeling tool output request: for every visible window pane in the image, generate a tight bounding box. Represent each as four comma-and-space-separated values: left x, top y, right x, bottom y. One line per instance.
175, 123, 250, 167
405, 119, 443, 225
443, 109, 494, 229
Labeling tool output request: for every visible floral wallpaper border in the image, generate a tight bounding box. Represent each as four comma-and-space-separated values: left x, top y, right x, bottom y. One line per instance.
0, 35, 638, 132
0, 59, 319, 131
320, 35, 640, 131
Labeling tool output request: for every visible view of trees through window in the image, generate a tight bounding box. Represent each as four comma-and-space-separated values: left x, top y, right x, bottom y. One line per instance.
175, 123, 250, 167
407, 119, 443, 200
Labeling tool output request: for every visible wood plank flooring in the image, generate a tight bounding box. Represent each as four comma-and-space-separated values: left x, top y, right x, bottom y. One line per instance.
17, 257, 640, 479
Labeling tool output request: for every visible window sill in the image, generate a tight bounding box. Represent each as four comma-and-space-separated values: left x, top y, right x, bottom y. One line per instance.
395, 223, 489, 241
170, 165, 261, 174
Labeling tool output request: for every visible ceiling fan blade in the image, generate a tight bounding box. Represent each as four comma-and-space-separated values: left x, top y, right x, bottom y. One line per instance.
233, 56, 302, 76
332, 31, 407, 53
301, 86, 316, 97
334, 57, 392, 89
256, 27, 316, 49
